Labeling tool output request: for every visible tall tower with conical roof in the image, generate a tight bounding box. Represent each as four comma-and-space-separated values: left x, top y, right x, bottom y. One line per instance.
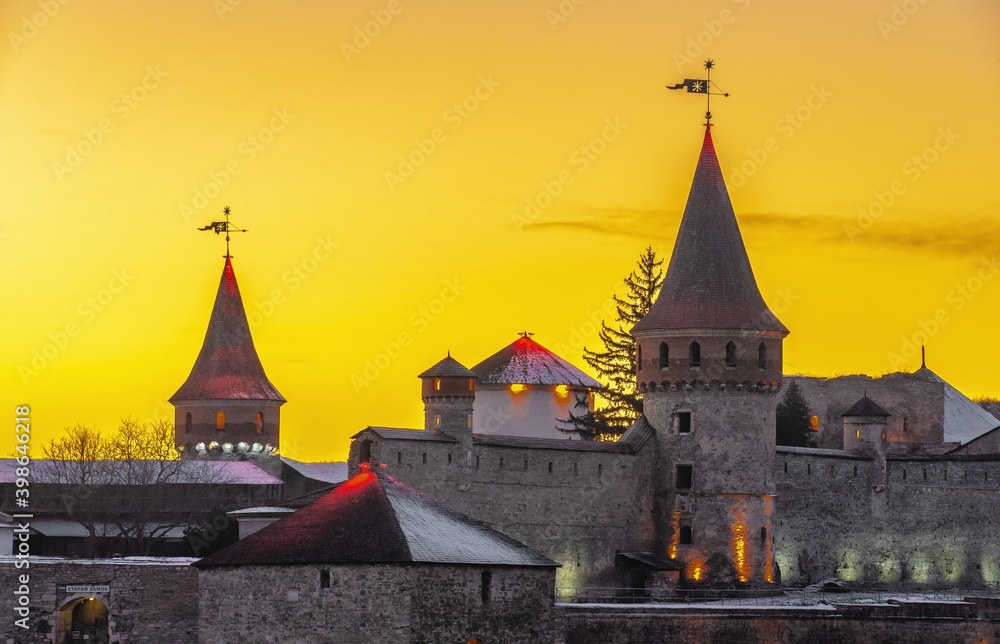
170, 258, 286, 453
632, 124, 788, 586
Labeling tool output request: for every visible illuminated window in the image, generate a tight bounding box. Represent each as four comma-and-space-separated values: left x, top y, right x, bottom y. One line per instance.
758, 343, 767, 370
320, 569, 330, 589
725, 341, 737, 368
509, 383, 526, 394
185, 412, 192, 434
466, 415, 472, 428
468, 378, 475, 391
855, 430, 860, 439
480, 571, 492, 604
435, 415, 441, 427
659, 342, 669, 370
675, 464, 693, 490
256, 412, 264, 434
433, 378, 441, 391
688, 342, 701, 368
676, 412, 692, 434
216, 411, 226, 430
809, 415, 819, 432
555, 385, 569, 399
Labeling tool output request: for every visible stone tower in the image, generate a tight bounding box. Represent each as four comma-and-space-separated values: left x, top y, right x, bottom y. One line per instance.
419, 354, 477, 438
170, 257, 286, 453
631, 125, 789, 586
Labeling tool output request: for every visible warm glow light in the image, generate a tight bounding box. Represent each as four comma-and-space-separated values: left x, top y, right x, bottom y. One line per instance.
668, 511, 680, 559
733, 523, 749, 583
509, 384, 526, 394
554, 384, 569, 399
687, 557, 707, 582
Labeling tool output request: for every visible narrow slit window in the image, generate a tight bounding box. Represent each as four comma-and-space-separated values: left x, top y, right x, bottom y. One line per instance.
320, 569, 330, 589
758, 343, 767, 370
185, 412, 192, 434
480, 571, 491, 604
216, 411, 226, 430
689, 342, 701, 368
725, 341, 737, 368
659, 342, 669, 370
256, 412, 264, 434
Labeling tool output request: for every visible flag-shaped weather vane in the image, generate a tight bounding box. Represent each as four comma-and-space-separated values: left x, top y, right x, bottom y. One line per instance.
666, 59, 730, 126
198, 205, 247, 258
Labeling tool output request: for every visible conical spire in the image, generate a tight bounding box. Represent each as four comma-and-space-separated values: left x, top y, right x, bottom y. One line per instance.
170, 258, 285, 402
633, 127, 787, 334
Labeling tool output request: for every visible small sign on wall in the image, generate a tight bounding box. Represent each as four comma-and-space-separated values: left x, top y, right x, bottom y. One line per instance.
64, 585, 110, 593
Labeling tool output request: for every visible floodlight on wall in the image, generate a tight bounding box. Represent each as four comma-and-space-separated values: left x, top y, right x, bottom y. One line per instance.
222, 443, 233, 453
237, 442, 250, 453
251, 443, 263, 453
195, 442, 207, 453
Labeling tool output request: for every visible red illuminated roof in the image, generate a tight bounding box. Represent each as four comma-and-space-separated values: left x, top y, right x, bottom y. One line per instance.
471, 336, 601, 388
170, 258, 285, 402
194, 470, 556, 567
632, 128, 787, 335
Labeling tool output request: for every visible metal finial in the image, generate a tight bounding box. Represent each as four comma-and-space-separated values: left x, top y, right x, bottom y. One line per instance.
665, 60, 730, 126
518, 331, 534, 339
198, 205, 248, 258
921, 344, 926, 369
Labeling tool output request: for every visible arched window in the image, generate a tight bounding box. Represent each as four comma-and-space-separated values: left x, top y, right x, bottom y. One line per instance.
216, 411, 226, 430
725, 341, 737, 368
659, 342, 669, 370
760, 526, 768, 545
433, 378, 441, 391
256, 412, 264, 434
359, 439, 372, 464
758, 343, 767, 370
185, 412, 192, 434
636, 344, 642, 372
688, 342, 701, 368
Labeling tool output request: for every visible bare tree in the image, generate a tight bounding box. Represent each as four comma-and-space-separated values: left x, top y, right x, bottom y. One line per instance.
38, 418, 233, 556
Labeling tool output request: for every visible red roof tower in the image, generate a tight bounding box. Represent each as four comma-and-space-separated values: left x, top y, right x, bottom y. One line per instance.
170, 258, 285, 452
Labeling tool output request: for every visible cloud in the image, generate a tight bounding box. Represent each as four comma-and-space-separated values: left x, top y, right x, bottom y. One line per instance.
522, 207, 1000, 258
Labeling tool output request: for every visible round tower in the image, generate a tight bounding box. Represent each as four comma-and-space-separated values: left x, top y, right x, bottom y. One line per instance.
632, 124, 788, 587
418, 354, 477, 438
842, 394, 890, 454
170, 257, 286, 456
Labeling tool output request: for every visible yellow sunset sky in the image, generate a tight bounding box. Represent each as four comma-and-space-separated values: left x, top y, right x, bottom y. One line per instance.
2, 0, 998, 461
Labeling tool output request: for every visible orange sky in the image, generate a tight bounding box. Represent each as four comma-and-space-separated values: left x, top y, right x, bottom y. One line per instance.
2, 0, 998, 461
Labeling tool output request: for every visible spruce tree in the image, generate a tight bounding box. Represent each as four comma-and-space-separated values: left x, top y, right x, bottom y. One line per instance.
562, 246, 664, 440
775, 381, 814, 447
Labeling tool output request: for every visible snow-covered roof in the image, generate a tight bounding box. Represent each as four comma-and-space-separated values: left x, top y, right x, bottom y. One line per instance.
472, 336, 601, 388
195, 470, 557, 568
280, 458, 348, 484
916, 367, 1000, 444
30, 519, 190, 539
226, 506, 296, 516
0, 459, 282, 485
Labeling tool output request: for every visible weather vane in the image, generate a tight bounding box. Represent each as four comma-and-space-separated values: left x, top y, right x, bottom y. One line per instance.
198, 205, 247, 258
518, 331, 534, 339
666, 59, 730, 126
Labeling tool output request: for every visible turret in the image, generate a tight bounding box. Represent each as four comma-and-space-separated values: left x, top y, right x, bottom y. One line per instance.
632, 125, 787, 587
418, 354, 477, 438
842, 394, 890, 455
170, 257, 285, 455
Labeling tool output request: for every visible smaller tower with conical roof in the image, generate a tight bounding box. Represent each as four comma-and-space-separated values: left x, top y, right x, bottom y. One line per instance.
418, 354, 477, 438
170, 258, 286, 453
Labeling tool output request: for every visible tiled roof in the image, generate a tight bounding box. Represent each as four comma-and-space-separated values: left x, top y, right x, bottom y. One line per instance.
842, 395, 891, 417
194, 470, 557, 568
354, 427, 459, 442
170, 258, 285, 402
471, 336, 601, 388
418, 354, 478, 378
280, 458, 348, 484
915, 367, 1000, 444
633, 127, 787, 334
0, 459, 282, 485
